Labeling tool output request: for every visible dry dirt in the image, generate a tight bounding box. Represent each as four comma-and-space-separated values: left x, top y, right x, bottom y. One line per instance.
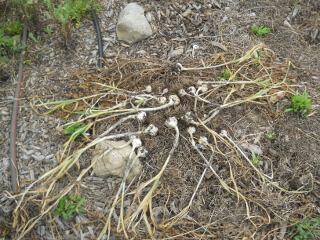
0, 0, 320, 239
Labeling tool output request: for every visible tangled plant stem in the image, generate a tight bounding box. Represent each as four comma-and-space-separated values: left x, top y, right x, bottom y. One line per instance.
125, 117, 180, 236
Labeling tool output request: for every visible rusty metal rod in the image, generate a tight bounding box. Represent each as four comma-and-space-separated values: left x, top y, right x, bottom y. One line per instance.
9, 23, 28, 192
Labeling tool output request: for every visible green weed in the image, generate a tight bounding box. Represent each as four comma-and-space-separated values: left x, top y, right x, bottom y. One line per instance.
69, 0, 93, 27
291, 0, 303, 4
64, 122, 88, 135
28, 32, 41, 44
0, 30, 22, 52
44, 26, 52, 35
251, 150, 262, 166
3, 20, 23, 35
265, 131, 275, 141
0, 28, 24, 64
253, 50, 264, 65
44, 0, 96, 44
217, 70, 231, 80
12, 0, 40, 25
251, 25, 271, 36
284, 91, 312, 116
288, 217, 320, 240
51, 194, 86, 220
135, 99, 148, 108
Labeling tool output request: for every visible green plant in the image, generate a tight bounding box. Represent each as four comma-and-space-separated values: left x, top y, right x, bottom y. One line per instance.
44, 0, 96, 44
135, 99, 148, 108
69, 0, 92, 27
64, 122, 87, 135
51, 194, 86, 220
291, 0, 303, 4
12, 0, 41, 25
284, 91, 312, 116
0, 30, 22, 51
44, 26, 52, 35
217, 70, 231, 80
253, 50, 264, 65
0, 28, 24, 64
288, 217, 320, 240
251, 150, 262, 166
250, 25, 271, 36
23, 60, 32, 64
265, 131, 275, 141
28, 32, 41, 44
3, 20, 23, 35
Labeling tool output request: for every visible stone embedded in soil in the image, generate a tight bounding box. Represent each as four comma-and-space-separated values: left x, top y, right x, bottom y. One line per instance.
116, 2, 152, 44
32, 154, 45, 161
168, 47, 184, 58
240, 143, 263, 155
91, 140, 142, 181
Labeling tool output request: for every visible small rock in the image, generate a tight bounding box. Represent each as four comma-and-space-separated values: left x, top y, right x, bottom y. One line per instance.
0, 110, 8, 115
284, 135, 289, 142
32, 154, 45, 161
26, 150, 34, 156
92, 140, 142, 181
45, 154, 54, 160
116, 3, 153, 44
29, 169, 35, 180
268, 148, 279, 157
240, 143, 263, 155
40, 226, 46, 237
0, 158, 9, 172
289, 177, 302, 190
182, 9, 192, 17
168, 47, 184, 58
123, 199, 131, 207
21, 155, 31, 160
145, 12, 154, 22
152, 206, 169, 224
205, 171, 214, 179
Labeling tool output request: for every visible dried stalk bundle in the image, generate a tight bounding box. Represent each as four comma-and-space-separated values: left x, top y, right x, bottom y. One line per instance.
5, 45, 314, 240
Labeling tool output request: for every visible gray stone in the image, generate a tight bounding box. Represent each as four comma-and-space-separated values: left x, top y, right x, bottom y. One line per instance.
32, 154, 45, 161
240, 143, 263, 156
92, 140, 142, 181
116, 3, 152, 44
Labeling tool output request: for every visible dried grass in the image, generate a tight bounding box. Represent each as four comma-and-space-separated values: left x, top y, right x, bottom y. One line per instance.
5, 44, 317, 239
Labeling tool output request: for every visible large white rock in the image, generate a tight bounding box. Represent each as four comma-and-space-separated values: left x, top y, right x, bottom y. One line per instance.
92, 140, 142, 181
116, 3, 152, 44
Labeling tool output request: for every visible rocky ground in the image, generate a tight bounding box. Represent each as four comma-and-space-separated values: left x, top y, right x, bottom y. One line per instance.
0, 0, 320, 239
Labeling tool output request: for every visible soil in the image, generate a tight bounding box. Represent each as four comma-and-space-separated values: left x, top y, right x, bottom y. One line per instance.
1, 0, 319, 239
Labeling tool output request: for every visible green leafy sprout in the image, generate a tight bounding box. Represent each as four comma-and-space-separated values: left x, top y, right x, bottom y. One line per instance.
135, 99, 148, 108
251, 150, 262, 166
45, 26, 52, 35
64, 122, 88, 136
265, 131, 276, 141
253, 50, 264, 65
51, 194, 86, 220
0, 29, 22, 51
288, 217, 320, 240
251, 25, 272, 36
3, 20, 23, 35
284, 91, 312, 116
45, 0, 94, 27
28, 32, 41, 44
217, 70, 231, 80
43, 0, 97, 44
0, 27, 24, 64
